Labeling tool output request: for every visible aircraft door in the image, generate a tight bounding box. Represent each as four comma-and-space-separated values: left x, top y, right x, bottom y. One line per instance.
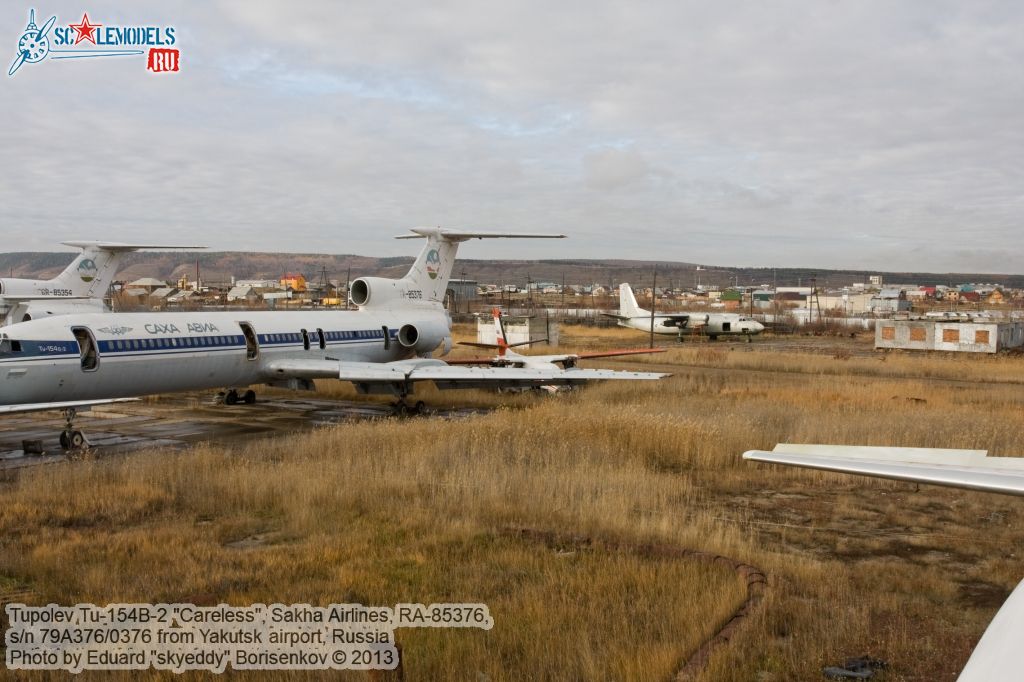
722, 322, 731, 332
71, 326, 99, 371
239, 322, 259, 360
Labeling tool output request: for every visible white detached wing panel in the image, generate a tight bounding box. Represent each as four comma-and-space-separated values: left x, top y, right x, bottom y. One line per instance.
742, 444, 1024, 497
743, 443, 1024, 681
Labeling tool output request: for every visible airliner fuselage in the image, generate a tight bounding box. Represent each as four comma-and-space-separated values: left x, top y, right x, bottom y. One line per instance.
0, 307, 448, 404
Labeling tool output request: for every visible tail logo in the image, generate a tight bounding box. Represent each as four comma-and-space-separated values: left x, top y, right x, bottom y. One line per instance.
425, 249, 441, 280
78, 258, 98, 282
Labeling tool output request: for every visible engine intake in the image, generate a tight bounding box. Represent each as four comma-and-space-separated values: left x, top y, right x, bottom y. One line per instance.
398, 324, 419, 348
350, 278, 371, 306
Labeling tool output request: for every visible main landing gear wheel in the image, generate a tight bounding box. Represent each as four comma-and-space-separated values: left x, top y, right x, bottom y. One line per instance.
391, 400, 427, 417
59, 430, 86, 450
224, 389, 256, 405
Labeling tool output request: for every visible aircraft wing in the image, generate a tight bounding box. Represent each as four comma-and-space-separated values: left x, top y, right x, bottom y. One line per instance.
0, 398, 139, 415
264, 358, 668, 390
447, 348, 664, 366
743, 445, 1024, 681
743, 444, 1024, 497
601, 312, 698, 324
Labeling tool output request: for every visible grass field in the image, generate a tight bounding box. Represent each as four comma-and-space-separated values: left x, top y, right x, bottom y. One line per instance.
2, 326, 1023, 680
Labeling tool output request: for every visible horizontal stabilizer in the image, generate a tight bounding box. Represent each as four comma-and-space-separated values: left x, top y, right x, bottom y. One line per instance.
460, 340, 538, 349
395, 228, 565, 242
576, 347, 666, 360
743, 444, 1024, 497
61, 242, 206, 251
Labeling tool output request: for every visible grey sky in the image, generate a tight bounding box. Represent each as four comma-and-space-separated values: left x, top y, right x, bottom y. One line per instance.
2, 1, 1022, 272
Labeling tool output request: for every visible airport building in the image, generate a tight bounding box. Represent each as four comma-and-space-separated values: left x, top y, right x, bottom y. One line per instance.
875, 319, 1024, 353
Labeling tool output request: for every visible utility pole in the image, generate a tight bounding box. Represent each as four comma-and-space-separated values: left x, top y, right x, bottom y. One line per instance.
649, 266, 657, 349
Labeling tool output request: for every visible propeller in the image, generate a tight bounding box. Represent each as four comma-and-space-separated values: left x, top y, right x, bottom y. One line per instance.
8, 13, 56, 76
36, 15, 57, 41
8, 50, 27, 77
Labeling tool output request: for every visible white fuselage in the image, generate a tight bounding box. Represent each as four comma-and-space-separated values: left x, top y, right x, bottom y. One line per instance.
619, 313, 764, 337
0, 306, 448, 404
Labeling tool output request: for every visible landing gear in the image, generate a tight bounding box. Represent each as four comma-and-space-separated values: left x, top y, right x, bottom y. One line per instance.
391, 399, 428, 417
59, 408, 88, 451
223, 389, 257, 406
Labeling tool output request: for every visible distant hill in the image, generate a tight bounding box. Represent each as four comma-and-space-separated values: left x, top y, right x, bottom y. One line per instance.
1, 250, 1022, 290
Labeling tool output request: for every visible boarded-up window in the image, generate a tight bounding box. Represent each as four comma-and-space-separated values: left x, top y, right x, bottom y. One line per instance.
942, 328, 960, 343
881, 326, 895, 340
910, 327, 927, 342
975, 329, 990, 344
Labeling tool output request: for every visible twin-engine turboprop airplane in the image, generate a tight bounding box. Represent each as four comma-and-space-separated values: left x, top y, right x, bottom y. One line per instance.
605, 283, 764, 341
0, 229, 669, 448
0, 241, 203, 325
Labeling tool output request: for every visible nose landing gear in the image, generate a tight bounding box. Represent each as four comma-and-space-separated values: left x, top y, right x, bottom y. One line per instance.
58, 407, 88, 451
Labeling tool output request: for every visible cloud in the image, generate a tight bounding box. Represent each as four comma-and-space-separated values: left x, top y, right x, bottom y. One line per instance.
1, 1, 1022, 272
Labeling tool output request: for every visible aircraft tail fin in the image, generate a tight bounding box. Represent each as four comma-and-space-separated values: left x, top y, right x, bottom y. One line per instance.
619, 283, 645, 317
493, 307, 509, 355
459, 309, 538, 354
49, 246, 121, 299
395, 228, 565, 303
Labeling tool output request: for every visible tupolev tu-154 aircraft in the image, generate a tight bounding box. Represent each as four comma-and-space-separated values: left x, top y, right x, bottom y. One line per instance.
606, 283, 764, 341
0, 229, 669, 448
0, 241, 203, 326
744, 444, 1024, 681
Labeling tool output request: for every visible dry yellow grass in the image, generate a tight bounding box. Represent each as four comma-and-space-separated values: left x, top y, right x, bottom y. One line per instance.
2, 326, 1024, 680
